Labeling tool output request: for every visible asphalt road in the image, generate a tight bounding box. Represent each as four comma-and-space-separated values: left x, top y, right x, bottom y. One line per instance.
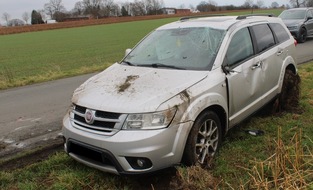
1, 39, 313, 158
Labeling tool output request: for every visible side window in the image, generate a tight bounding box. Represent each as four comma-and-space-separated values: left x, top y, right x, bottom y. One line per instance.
270, 23, 290, 43
225, 28, 254, 66
251, 24, 275, 53
307, 10, 313, 18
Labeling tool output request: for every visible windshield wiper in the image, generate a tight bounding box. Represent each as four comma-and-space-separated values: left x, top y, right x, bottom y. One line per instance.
121, 61, 135, 66
137, 63, 185, 70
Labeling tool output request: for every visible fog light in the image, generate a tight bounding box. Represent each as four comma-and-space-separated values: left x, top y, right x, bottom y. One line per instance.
125, 157, 152, 169
137, 159, 145, 167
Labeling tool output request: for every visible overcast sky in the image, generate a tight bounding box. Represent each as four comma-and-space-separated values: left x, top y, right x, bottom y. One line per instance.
0, 0, 289, 23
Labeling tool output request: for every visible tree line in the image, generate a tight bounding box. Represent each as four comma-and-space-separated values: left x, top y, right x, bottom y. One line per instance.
2, 0, 313, 26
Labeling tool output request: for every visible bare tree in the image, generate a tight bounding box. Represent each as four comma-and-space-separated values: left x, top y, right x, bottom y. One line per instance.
130, 0, 146, 16
271, 2, 279, 8
306, 0, 313, 6
121, 2, 131, 16
73, 1, 84, 16
256, 0, 265, 8
110, 3, 120, 16
44, 0, 66, 19
2, 12, 10, 26
82, 0, 102, 18
242, 0, 254, 8
8, 19, 25, 26
196, 1, 217, 12
208, 0, 217, 6
38, 9, 47, 22
101, 0, 115, 17
289, 0, 306, 7
22, 12, 30, 24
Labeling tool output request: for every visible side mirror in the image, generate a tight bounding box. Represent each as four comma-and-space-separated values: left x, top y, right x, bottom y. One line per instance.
125, 48, 132, 57
307, 16, 312, 21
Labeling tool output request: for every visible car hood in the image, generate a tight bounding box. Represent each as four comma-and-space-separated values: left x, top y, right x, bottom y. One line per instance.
282, 19, 304, 26
72, 63, 207, 113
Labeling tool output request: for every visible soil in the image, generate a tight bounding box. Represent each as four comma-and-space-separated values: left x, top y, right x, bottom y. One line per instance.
0, 143, 63, 171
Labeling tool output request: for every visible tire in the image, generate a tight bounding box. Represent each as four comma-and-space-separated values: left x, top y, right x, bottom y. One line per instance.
297, 28, 307, 43
183, 111, 222, 167
279, 69, 301, 111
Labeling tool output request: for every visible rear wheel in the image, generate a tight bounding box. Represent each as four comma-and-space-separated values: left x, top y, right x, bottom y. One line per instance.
297, 28, 307, 43
183, 111, 222, 167
279, 69, 301, 111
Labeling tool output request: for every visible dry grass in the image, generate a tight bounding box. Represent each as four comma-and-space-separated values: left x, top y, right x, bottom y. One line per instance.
170, 165, 220, 190
239, 127, 313, 190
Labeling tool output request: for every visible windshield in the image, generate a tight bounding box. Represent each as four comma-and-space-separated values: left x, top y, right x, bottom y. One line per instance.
279, 10, 306, 20
122, 27, 226, 70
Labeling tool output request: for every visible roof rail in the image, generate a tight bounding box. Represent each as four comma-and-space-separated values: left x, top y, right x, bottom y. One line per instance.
236, 14, 275, 20
180, 14, 226, 21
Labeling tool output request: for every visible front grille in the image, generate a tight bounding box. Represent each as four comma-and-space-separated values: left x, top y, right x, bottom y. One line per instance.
70, 104, 127, 135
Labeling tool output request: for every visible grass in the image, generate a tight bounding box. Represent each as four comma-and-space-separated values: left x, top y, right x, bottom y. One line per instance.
0, 17, 177, 90
0, 62, 312, 189
0, 9, 284, 90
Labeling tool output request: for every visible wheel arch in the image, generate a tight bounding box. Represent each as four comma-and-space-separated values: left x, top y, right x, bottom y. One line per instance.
286, 63, 297, 74
196, 105, 228, 137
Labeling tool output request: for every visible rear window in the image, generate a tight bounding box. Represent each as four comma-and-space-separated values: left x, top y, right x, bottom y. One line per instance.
270, 23, 290, 43
251, 24, 275, 53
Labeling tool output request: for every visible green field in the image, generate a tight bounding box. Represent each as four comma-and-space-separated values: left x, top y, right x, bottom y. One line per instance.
0, 18, 178, 89
0, 9, 283, 90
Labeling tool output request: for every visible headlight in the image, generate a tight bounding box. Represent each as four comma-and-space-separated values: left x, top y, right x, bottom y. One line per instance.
288, 25, 297, 30
122, 108, 177, 130
68, 103, 75, 115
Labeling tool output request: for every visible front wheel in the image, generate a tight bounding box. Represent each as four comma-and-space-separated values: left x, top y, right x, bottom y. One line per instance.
297, 28, 307, 43
183, 111, 222, 167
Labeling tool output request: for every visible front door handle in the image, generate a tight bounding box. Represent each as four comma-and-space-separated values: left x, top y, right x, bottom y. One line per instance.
277, 50, 284, 56
251, 62, 261, 70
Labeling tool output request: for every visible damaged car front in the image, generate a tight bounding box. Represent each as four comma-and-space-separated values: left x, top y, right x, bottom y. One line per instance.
62, 21, 228, 174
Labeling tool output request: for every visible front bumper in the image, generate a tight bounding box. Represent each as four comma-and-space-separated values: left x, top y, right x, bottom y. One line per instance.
62, 114, 192, 174
287, 27, 300, 39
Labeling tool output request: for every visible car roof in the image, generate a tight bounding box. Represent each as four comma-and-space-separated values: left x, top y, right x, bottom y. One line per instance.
285, 7, 312, 11
156, 15, 281, 31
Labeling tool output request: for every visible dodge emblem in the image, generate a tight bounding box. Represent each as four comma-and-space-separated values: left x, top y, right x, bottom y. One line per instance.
85, 109, 95, 124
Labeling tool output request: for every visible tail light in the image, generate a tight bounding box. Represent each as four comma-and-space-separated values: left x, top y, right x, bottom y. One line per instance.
294, 39, 297, 46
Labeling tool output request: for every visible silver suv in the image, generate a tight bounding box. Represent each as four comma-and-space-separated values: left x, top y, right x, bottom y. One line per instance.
62, 15, 299, 175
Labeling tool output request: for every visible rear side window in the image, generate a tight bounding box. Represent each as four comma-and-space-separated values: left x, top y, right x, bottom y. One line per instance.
270, 23, 290, 43
225, 27, 254, 66
251, 24, 275, 53
308, 10, 313, 17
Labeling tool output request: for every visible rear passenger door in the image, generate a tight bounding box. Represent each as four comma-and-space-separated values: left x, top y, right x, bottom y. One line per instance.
225, 23, 288, 127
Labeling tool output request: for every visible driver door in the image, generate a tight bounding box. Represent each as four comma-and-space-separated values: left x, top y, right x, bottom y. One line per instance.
224, 27, 264, 126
